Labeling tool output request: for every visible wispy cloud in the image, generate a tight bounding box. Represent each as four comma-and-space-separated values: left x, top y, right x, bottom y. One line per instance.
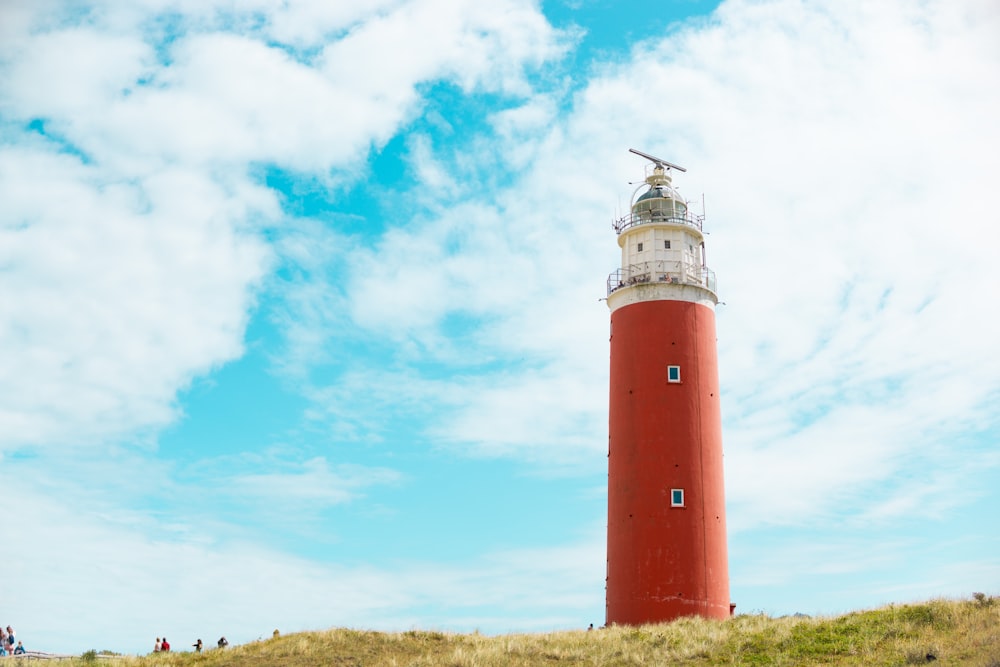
1, 475, 603, 653
0, 148, 273, 449
224, 457, 402, 508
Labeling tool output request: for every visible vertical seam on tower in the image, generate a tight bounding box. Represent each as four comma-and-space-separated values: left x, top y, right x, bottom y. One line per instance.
695, 308, 709, 608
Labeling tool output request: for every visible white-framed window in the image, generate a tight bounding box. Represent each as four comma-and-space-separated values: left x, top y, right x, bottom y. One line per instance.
671, 488, 685, 507
667, 365, 681, 383
637, 242, 644, 252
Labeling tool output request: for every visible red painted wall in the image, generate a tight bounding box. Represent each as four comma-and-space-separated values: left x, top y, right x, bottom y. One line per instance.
607, 298, 730, 624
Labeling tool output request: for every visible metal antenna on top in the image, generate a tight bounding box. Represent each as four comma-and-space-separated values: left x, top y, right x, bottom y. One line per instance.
628, 148, 686, 172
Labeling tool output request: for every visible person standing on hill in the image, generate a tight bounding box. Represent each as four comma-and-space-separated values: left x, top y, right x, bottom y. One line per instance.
161, 637, 171, 652
154, 637, 161, 652
5, 626, 14, 653
193, 639, 203, 652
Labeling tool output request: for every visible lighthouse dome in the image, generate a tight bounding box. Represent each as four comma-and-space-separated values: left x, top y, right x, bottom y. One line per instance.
636, 184, 681, 202
633, 184, 687, 218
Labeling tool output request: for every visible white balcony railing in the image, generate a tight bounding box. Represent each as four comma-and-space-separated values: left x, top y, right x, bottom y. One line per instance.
607, 260, 717, 298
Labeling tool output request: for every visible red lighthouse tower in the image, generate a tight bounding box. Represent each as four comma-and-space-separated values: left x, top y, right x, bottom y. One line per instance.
605, 149, 730, 625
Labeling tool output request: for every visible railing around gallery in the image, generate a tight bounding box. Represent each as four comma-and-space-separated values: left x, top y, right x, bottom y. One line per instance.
612, 207, 704, 235
607, 260, 717, 297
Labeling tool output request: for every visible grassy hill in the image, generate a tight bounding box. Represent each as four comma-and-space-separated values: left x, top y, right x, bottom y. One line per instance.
68, 595, 998, 666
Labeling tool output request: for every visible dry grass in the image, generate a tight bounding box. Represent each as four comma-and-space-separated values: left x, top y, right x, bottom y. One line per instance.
51, 595, 999, 666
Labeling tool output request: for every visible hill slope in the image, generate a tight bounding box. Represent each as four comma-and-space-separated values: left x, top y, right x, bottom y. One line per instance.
72, 596, 998, 666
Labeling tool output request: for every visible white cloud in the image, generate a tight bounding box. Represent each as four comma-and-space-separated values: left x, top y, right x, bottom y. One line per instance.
0, 476, 603, 655
1, 26, 154, 118
0, 0, 571, 451
405, 133, 461, 196
319, 0, 570, 98
730, 526, 1000, 616
318, 0, 1000, 517
265, 0, 403, 48
226, 457, 402, 507
0, 146, 273, 449
427, 364, 608, 466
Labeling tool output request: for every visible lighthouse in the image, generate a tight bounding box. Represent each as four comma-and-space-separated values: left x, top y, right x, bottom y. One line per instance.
605, 149, 730, 625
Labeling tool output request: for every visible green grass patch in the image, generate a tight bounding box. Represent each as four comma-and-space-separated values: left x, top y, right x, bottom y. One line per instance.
47, 595, 1000, 667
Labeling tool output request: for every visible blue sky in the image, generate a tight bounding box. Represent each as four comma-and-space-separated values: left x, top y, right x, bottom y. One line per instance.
2, 0, 999, 656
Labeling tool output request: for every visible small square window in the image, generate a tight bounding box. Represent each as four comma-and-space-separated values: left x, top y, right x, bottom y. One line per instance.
637, 242, 644, 252
667, 365, 681, 383
671, 489, 685, 507
664, 240, 671, 249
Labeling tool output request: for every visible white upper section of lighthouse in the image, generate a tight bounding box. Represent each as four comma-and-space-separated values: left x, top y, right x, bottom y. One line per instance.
606, 151, 718, 313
